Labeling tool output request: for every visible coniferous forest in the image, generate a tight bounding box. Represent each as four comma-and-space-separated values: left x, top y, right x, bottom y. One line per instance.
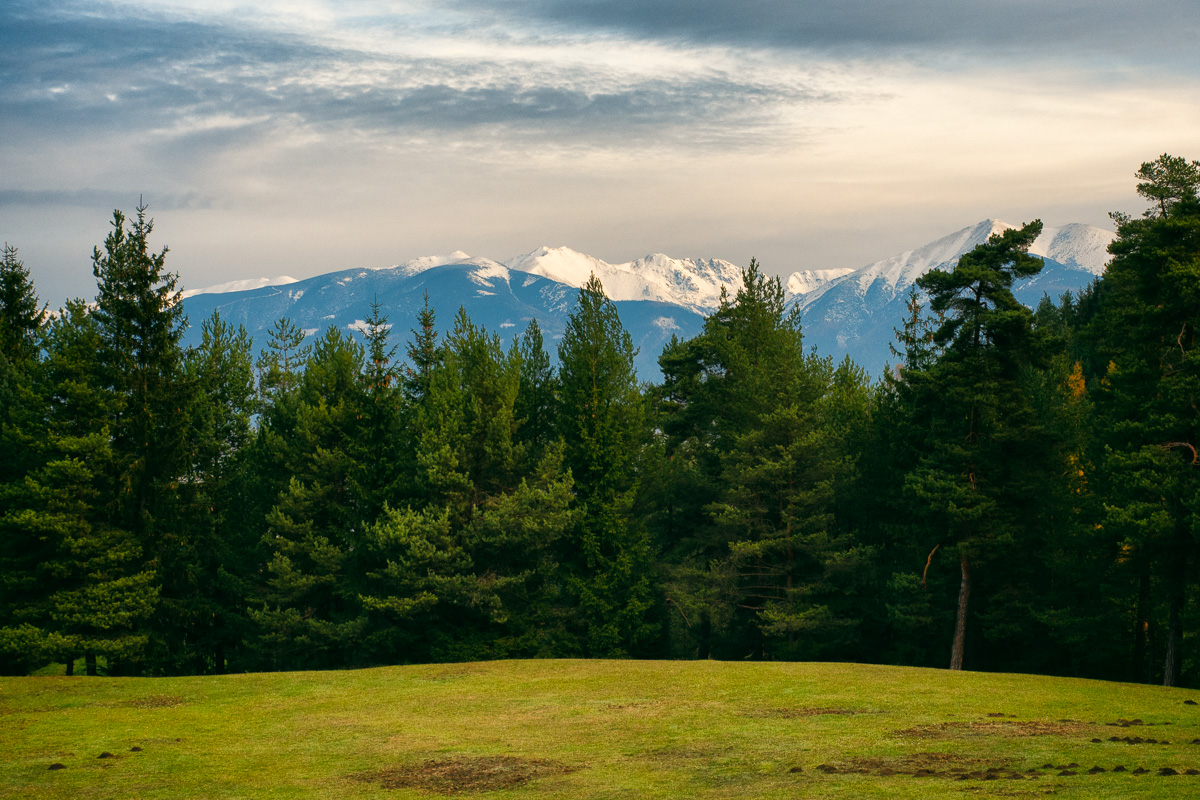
1, 155, 1198, 687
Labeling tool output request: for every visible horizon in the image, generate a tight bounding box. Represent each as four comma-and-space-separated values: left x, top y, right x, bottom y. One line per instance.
180, 216, 1111, 300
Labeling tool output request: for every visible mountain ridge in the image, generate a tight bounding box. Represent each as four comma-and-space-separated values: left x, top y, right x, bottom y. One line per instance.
180, 220, 1114, 378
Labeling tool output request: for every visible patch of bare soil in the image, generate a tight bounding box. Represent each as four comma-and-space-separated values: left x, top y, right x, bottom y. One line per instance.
639, 744, 734, 764
810, 754, 1009, 779
119, 695, 185, 709
895, 719, 1093, 739
416, 666, 479, 682
753, 707, 870, 719
595, 700, 658, 712
362, 756, 578, 794
807, 754, 1200, 784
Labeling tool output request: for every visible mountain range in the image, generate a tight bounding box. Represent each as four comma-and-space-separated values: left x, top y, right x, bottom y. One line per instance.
180, 220, 1114, 379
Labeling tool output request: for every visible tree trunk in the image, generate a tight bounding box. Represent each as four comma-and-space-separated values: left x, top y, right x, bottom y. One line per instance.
215, 643, 225, 675
65, 656, 74, 677
85, 652, 97, 677
949, 553, 972, 670
1164, 600, 1182, 686
1134, 568, 1153, 683
1163, 530, 1188, 687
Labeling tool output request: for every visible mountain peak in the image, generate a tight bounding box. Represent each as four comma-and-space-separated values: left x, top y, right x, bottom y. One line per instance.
180, 274, 299, 299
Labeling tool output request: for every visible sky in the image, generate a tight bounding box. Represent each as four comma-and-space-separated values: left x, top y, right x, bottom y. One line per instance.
2, 0, 1199, 306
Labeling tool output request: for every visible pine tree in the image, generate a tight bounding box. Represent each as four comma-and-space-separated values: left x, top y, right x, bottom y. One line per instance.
514, 318, 559, 467
911, 220, 1057, 671
91, 203, 188, 528
170, 312, 257, 673
252, 327, 368, 669
1088, 154, 1200, 685
256, 317, 311, 403
0, 243, 48, 501
89, 203, 190, 671
404, 292, 439, 404
0, 244, 47, 367
353, 298, 405, 521
1, 301, 155, 675
558, 275, 656, 656
658, 262, 864, 660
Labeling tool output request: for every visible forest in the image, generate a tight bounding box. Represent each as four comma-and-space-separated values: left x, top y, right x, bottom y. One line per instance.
1, 155, 1197, 687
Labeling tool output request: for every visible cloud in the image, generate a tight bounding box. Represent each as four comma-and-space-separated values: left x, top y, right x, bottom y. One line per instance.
472, 0, 1200, 62
0, 0, 857, 177
0, 188, 213, 210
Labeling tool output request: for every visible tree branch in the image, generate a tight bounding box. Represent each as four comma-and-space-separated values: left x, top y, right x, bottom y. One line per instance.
921, 544, 941, 588
665, 596, 691, 629
1159, 442, 1199, 465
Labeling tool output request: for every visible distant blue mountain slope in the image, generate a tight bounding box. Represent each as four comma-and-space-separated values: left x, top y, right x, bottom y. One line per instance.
180, 262, 706, 380
182, 221, 1113, 382
794, 254, 1101, 376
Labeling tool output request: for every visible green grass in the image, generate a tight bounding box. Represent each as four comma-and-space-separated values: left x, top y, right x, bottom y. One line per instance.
4, 659, 1200, 799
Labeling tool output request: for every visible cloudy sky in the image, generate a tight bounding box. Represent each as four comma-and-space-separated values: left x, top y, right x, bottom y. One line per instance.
3, 0, 1199, 305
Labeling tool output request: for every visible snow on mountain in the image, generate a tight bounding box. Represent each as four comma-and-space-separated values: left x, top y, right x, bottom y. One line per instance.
787, 219, 1115, 375
180, 258, 707, 380
179, 220, 1114, 381
788, 219, 1114, 311
786, 268, 856, 296
1029, 223, 1113, 275
789, 220, 1005, 311
504, 246, 743, 314
381, 250, 507, 276
181, 274, 298, 299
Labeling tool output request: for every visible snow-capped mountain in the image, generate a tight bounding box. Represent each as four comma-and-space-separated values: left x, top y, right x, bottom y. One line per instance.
180, 274, 298, 299
373, 250, 507, 276
1028, 223, 1112, 274
506, 246, 744, 314
180, 220, 1114, 380
790, 219, 1115, 373
786, 268, 856, 296
181, 256, 707, 379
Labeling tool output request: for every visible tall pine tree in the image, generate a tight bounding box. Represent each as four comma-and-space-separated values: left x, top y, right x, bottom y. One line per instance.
558, 275, 657, 656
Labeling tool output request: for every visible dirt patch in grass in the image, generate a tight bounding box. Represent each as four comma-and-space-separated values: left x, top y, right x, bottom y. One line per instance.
593, 700, 659, 712
361, 756, 578, 794
119, 695, 186, 709
638, 744, 735, 763
895, 719, 1093, 739
812, 753, 1005, 778
752, 707, 870, 719
416, 666, 481, 683
807, 753, 1200, 784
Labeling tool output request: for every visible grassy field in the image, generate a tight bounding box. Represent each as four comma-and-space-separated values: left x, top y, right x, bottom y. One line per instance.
4, 659, 1200, 799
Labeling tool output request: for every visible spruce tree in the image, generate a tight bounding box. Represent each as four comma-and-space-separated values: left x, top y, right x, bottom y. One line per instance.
89, 203, 190, 671
0, 244, 47, 367
558, 275, 656, 656
1089, 154, 1200, 685
353, 298, 405, 520
1, 301, 155, 674
172, 313, 257, 673
658, 262, 865, 660
404, 292, 439, 404
252, 327, 368, 669
911, 220, 1058, 671
514, 318, 559, 467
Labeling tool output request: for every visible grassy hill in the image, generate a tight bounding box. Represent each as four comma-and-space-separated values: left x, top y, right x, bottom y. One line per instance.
4, 659, 1200, 799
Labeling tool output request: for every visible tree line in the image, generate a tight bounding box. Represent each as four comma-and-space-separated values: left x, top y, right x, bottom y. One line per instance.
1, 155, 1198, 686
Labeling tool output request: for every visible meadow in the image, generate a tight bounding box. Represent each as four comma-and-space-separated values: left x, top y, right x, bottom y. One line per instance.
4, 660, 1200, 799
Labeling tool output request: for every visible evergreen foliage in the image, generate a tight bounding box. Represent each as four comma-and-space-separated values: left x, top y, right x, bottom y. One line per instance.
3, 161, 1200, 686
0, 244, 47, 367
558, 275, 657, 656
